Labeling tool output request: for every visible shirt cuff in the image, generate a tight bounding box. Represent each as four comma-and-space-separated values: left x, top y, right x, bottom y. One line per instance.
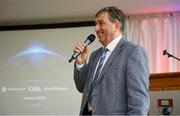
76, 62, 85, 70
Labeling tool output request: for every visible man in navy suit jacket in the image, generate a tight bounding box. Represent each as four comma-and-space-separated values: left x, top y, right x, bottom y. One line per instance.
73, 6, 150, 115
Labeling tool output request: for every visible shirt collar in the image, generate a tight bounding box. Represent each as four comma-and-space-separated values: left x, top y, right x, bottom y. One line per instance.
105, 35, 122, 52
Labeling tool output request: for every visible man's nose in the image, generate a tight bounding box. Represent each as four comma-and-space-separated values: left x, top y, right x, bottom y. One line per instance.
95, 25, 99, 32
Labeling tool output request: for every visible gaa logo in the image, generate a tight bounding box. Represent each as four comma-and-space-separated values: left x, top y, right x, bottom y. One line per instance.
28, 86, 41, 92
157, 99, 173, 115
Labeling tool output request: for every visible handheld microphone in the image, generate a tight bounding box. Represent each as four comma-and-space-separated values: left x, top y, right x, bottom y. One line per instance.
68, 34, 96, 63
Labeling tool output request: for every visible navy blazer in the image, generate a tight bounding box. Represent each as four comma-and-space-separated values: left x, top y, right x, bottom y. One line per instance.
74, 37, 150, 115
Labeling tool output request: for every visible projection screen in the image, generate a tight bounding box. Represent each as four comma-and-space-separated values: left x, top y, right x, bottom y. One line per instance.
0, 26, 101, 115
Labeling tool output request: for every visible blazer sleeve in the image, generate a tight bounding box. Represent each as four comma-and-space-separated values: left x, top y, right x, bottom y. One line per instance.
126, 46, 150, 115
74, 62, 89, 93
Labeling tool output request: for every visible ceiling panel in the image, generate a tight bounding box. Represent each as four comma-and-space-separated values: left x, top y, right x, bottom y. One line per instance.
0, 0, 180, 25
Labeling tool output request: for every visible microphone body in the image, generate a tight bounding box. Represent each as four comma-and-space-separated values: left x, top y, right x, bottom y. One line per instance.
68, 34, 95, 63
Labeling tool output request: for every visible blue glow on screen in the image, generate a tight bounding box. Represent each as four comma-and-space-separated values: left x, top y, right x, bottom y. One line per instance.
15, 47, 60, 57
10, 44, 66, 62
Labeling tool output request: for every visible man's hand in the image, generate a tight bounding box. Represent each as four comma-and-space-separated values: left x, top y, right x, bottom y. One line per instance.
73, 42, 89, 65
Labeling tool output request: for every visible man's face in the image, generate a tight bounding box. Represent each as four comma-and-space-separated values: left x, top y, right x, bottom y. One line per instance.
95, 12, 117, 46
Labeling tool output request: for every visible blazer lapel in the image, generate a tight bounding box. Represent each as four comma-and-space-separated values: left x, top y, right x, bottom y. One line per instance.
95, 37, 126, 86
87, 49, 102, 91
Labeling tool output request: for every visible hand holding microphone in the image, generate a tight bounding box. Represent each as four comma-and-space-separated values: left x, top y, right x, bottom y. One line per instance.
73, 42, 89, 64
68, 34, 95, 63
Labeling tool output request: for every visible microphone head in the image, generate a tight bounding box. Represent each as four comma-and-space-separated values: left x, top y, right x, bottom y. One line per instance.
163, 50, 167, 55
87, 34, 96, 43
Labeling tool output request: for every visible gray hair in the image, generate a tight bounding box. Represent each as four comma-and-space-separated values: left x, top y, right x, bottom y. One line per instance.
95, 6, 126, 33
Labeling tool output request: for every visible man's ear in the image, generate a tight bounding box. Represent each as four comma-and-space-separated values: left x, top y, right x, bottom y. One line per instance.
115, 19, 121, 31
